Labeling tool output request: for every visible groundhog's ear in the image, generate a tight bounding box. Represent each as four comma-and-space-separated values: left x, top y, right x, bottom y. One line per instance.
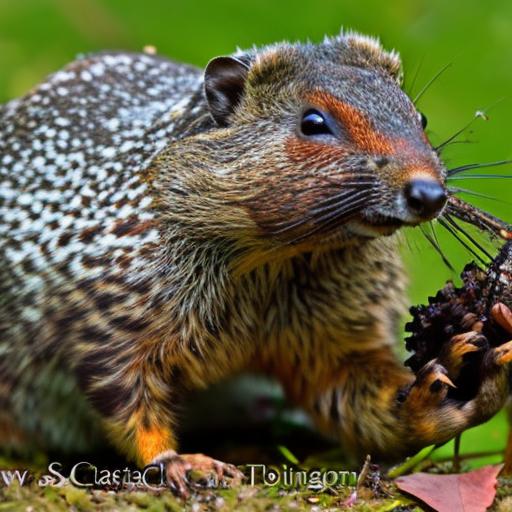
204, 56, 250, 126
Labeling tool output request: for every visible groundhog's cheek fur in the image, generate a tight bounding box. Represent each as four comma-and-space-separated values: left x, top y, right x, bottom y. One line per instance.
239, 138, 351, 237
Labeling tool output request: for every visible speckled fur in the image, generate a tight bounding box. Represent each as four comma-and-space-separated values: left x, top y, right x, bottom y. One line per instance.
0, 33, 501, 465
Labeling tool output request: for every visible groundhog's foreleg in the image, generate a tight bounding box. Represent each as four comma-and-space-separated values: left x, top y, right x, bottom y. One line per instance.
75, 351, 178, 464
75, 347, 242, 496
295, 304, 512, 461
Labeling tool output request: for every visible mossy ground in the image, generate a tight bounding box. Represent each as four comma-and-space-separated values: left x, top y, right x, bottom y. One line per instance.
2, 453, 512, 511
2, 471, 512, 511
0, 473, 417, 512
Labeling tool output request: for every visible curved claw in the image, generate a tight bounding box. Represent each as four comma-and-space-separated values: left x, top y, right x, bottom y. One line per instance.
436, 372, 457, 388
417, 361, 455, 387
490, 340, 512, 367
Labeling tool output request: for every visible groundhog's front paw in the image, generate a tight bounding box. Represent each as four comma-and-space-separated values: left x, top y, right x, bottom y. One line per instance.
150, 451, 244, 497
402, 304, 512, 447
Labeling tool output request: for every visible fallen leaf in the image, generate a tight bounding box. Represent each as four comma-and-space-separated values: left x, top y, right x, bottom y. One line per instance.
396, 464, 502, 512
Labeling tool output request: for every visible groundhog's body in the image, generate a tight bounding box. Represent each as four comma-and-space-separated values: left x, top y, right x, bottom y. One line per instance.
1, 36, 511, 485
0, 53, 206, 451
0, 49, 405, 450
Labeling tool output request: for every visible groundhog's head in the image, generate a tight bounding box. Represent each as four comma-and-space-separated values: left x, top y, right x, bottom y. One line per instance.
160, 32, 448, 255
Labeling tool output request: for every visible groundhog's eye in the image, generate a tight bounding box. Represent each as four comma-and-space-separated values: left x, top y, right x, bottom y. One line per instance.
419, 112, 428, 129
300, 109, 335, 137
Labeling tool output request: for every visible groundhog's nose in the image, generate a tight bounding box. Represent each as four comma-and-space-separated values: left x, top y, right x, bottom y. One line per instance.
404, 179, 447, 220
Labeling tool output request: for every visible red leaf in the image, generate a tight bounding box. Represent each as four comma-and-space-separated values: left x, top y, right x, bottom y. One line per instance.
396, 464, 502, 512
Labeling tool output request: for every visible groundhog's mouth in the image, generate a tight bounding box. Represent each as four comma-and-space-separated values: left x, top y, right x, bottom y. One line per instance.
348, 214, 408, 237
365, 213, 406, 228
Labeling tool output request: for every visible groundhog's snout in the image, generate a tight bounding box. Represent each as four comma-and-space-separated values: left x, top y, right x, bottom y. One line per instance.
403, 179, 447, 220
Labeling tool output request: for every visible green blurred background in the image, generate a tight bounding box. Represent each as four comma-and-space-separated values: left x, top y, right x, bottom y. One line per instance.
1, 0, 511, 465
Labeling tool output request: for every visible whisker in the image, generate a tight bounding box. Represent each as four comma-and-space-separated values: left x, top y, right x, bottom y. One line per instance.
313, 182, 377, 208
443, 214, 494, 261
436, 99, 504, 153
297, 201, 369, 241
447, 159, 512, 176
434, 119, 477, 153
406, 56, 424, 97
311, 188, 376, 216
413, 62, 451, 104
437, 217, 489, 265
287, 194, 376, 245
270, 190, 373, 237
419, 223, 454, 270
430, 220, 459, 269
448, 174, 512, 180
310, 191, 373, 222
269, 181, 376, 234
448, 187, 505, 203
269, 216, 313, 236
439, 139, 475, 148
429, 220, 443, 249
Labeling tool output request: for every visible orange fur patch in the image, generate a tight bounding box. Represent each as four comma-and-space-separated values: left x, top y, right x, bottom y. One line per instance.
135, 424, 175, 465
308, 91, 394, 155
286, 91, 440, 185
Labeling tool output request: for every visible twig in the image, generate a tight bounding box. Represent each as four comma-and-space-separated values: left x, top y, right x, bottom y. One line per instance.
357, 454, 372, 489
453, 434, 461, 472
387, 445, 435, 479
